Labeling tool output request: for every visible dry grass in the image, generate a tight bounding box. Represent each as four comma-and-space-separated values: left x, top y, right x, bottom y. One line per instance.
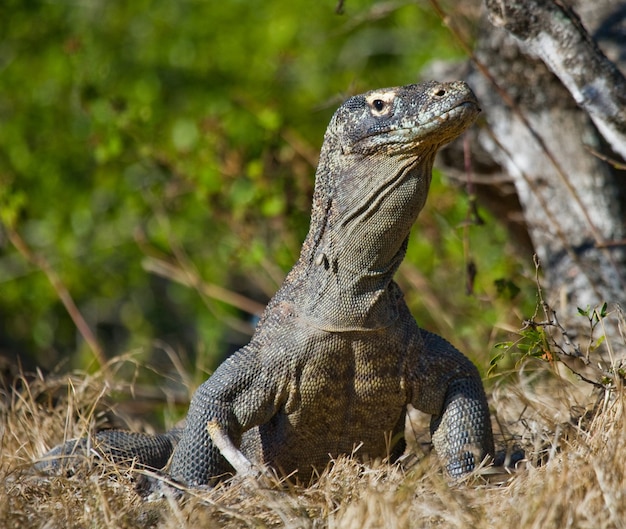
1, 359, 625, 529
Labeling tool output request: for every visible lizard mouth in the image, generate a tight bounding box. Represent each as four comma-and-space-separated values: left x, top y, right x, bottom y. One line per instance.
405, 98, 480, 138
424, 99, 481, 127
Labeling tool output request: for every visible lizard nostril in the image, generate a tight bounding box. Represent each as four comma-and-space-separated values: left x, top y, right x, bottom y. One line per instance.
434, 88, 446, 97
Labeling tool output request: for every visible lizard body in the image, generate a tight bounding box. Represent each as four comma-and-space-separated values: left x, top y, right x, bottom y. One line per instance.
39, 81, 494, 486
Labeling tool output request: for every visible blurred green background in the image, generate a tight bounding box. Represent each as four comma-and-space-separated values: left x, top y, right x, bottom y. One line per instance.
0, 0, 532, 387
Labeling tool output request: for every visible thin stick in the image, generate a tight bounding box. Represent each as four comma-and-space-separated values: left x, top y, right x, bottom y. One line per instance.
6, 227, 107, 370
142, 256, 266, 317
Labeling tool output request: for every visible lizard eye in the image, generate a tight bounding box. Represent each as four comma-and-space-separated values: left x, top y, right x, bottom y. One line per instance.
372, 99, 385, 111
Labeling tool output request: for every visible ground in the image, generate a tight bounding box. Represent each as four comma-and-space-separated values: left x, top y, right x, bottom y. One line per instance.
1, 356, 624, 529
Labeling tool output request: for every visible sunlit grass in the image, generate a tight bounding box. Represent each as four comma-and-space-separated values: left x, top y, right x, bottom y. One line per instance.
2, 347, 624, 528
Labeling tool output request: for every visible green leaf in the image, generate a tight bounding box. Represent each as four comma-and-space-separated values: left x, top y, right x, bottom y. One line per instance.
171, 119, 199, 152
0, 185, 26, 228
577, 306, 590, 317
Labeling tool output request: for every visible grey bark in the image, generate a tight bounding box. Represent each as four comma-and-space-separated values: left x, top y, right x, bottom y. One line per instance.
435, 0, 626, 372
486, 0, 626, 158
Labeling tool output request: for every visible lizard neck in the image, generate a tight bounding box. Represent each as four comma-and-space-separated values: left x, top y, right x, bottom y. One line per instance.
293, 145, 437, 331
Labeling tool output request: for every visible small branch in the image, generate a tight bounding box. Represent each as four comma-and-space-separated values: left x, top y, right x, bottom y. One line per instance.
6, 228, 106, 370
142, 256, 266, 317
528, 255, 613, 389
584, 145, 626, 170
595, 239, 626, 249
461, 133, 483, 296
206, 420, 258, 478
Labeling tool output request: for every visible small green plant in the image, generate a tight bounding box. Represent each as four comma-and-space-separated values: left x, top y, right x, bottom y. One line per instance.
577, 303, 608, 357
489, 322, 553, 377
490, 258, 622, 389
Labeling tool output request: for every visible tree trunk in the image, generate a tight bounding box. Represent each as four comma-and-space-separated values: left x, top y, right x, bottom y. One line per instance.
443, 0, 626, 372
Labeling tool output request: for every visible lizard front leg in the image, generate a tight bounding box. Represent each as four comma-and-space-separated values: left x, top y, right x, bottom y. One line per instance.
169, 391, 235, 486
411, 329, 494, 477
429, 376, 494, 477
169, 344, 280, 486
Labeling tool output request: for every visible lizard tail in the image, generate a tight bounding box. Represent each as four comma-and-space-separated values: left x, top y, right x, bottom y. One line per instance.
35, 429, 183, 474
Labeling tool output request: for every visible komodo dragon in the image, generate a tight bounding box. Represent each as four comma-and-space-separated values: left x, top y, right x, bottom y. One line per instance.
39, 80, 494, 486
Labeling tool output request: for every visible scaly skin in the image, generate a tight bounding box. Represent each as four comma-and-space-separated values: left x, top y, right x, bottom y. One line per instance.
38, 81, 494, 486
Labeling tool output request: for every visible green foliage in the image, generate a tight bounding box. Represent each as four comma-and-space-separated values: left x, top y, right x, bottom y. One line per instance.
0, 0, 529, 379
489, 302, 614, 382
402, 170, 534, 366
494, 278, 521, 300
577, 303, 608, 348
489, 324, 552, 377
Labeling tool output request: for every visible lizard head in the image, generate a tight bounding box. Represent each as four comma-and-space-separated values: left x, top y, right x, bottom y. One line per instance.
300, 81, 481, 330
327, 80, 480, 155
